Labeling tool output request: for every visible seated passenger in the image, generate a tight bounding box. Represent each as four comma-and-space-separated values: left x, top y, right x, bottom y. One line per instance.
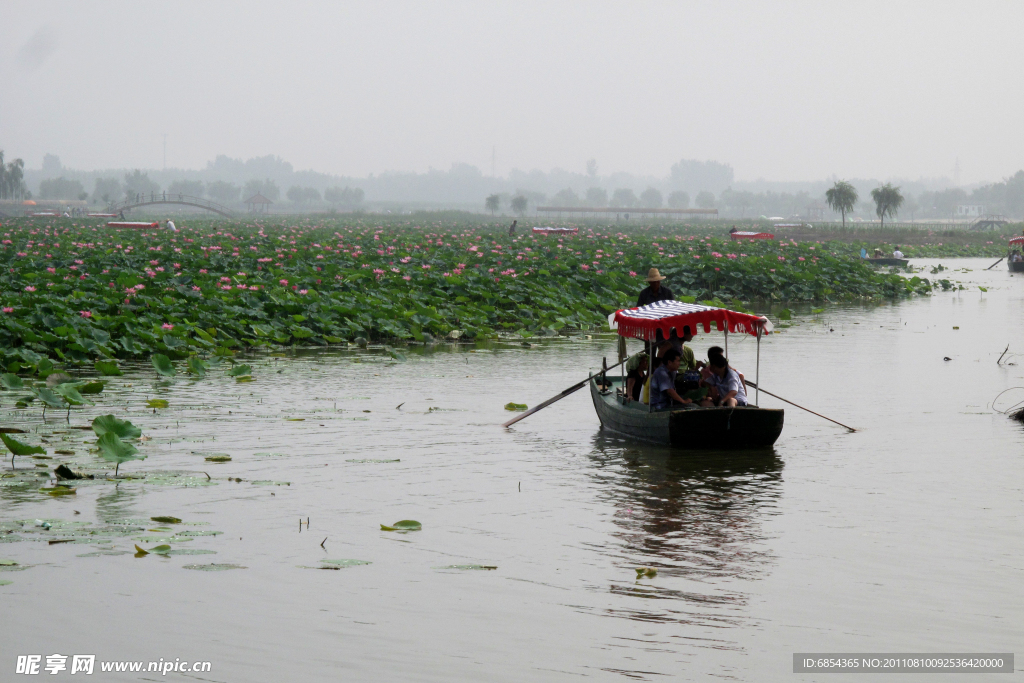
649, 349, 698, 411
705, 355, 748, 407
700, 346, 747, 392
625, 353, 648, 402
893, 246, 904, 258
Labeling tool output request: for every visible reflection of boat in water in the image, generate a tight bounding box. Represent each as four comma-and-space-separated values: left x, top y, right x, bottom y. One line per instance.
598, 301, 783, 449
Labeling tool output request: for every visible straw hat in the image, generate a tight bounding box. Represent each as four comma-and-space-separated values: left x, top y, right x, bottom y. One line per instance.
646, 268, 666, 282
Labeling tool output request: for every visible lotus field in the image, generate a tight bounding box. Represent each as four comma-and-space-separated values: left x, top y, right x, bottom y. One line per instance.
0, 218, 936, 365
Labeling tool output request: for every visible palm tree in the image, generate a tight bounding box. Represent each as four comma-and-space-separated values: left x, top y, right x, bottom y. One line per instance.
871, 183, 904, 229
825, 181, 858, 227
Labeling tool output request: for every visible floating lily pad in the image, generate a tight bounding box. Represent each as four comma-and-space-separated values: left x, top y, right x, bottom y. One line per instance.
504, 402, 528, 411
235, 376, 254, 383
150, 516, 182, 524
227, 364, 252, 377
380, 520, 422, 532
254, 452, 286, 457
146, 399, 169, 409
183, 563, 246, 571
434, 564, 498, 570
40, 486, 76, 496
76, 550, 133, 557
135, 536, 193, 543
346, 459, 400, 463
177, 530, 222, 537
164, 548, 216, 556
204, 455, 231, 463
320, 559, 372, 567
250, 480, 290, 486
0, 579, 12, 586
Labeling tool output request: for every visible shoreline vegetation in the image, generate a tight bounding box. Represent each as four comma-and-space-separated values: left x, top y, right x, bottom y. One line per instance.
0, 216, 1016, 366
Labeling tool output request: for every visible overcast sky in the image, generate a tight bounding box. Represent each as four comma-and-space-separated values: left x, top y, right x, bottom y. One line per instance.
3, 1, 1023, 184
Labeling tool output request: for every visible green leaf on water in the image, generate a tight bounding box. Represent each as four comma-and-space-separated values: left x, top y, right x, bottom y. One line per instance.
504, 402, 528, 411
204, 455, 231, 462
380, 519, 422, 532
78, 381, 105, 395
187, 357, 208, 377
149, 544, 172, 554
150, 516, 182, 524
94, 360, 123, 376
32, 387, 66, 408
183, 563, 246, 571
0, 580, 12, 586
55, 383, 92, 406
235, 376, 253, 383
434, 564, 498, 570
320, 559, 372, 567
96, 432, 145, 475
0, 374, 24, 390
0, 560, 17, 566
811, 308, 825, 314
1, 433, 45, 457
151, 354, 176, 377
777, 308, 792, 321
40, 486, 76, 496
227, 364, 252, 377
92, 415, 142, 439
164, 548, 216, 556
146, 399, 169, 409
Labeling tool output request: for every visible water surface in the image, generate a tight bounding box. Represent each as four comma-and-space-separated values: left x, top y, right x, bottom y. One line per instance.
1, 258, 1022, 681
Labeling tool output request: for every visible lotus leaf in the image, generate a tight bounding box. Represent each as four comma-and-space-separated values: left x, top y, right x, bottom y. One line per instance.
92, 415, 142, 439
151, 354, 176, 377
96, 432, 145, 476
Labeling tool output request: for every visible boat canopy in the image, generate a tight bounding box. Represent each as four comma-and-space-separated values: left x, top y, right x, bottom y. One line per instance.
1010, 236, 1024, 245
609, 300, 773, 339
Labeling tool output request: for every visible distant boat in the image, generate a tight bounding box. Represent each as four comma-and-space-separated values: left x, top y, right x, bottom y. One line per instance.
864, 258, 909, 267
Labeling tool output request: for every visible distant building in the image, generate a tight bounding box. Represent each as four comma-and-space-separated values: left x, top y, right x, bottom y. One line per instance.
956, 204, 985, 217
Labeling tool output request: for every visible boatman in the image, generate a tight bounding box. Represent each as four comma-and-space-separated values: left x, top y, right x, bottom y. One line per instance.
893, 245, 903, 258
637, 268, 673, 307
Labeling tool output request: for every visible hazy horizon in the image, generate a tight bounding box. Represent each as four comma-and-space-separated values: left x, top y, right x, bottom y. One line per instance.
4, 1, 1024, 186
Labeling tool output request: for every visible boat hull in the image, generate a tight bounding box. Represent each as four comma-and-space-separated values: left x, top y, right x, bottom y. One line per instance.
1009, 261, 1024, 273
590, 378, 784, 449
865, 258, 908, 267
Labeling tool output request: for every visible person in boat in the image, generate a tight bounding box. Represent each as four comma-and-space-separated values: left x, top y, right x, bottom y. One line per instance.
166, 220, 177, 232
625, 353, 648, 402
636, 268, 673, 307
893, 246, 904, 258
649, 349, 699, 410
872, 248, 884, 258
704, 355, 748, 407
701, 345, 746, 392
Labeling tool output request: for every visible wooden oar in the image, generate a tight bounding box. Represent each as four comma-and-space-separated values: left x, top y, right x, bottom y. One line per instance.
502, 357, 628, 428
746, 380, 855, 432
986, 257, 1005, 270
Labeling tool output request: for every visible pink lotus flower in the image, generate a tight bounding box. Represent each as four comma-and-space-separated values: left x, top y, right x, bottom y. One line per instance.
403, 275, 411, 281
47, 267, 56, 273
162, 323, 174, 330
279, 279, 288, 286
298, 289, 308, 295
79, 310, 92, 318
192, 285, 201, 291
24, 285, 35, 292
2, 307, 13, 313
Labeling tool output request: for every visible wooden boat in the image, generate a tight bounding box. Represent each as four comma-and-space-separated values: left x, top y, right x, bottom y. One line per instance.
864, 257, 908, 267
599, 301, 784, 449
1009, 237, 1024, 272
729, 230, 774, 241
591, 377, 784, 448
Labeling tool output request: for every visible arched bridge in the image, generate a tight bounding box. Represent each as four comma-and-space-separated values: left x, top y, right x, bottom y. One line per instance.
109, 193, 235, 218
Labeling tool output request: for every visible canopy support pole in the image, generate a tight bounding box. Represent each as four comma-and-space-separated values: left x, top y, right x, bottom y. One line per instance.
724, 328, 729, 359
755, 327, 761, 407
648, 329, 652, 413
